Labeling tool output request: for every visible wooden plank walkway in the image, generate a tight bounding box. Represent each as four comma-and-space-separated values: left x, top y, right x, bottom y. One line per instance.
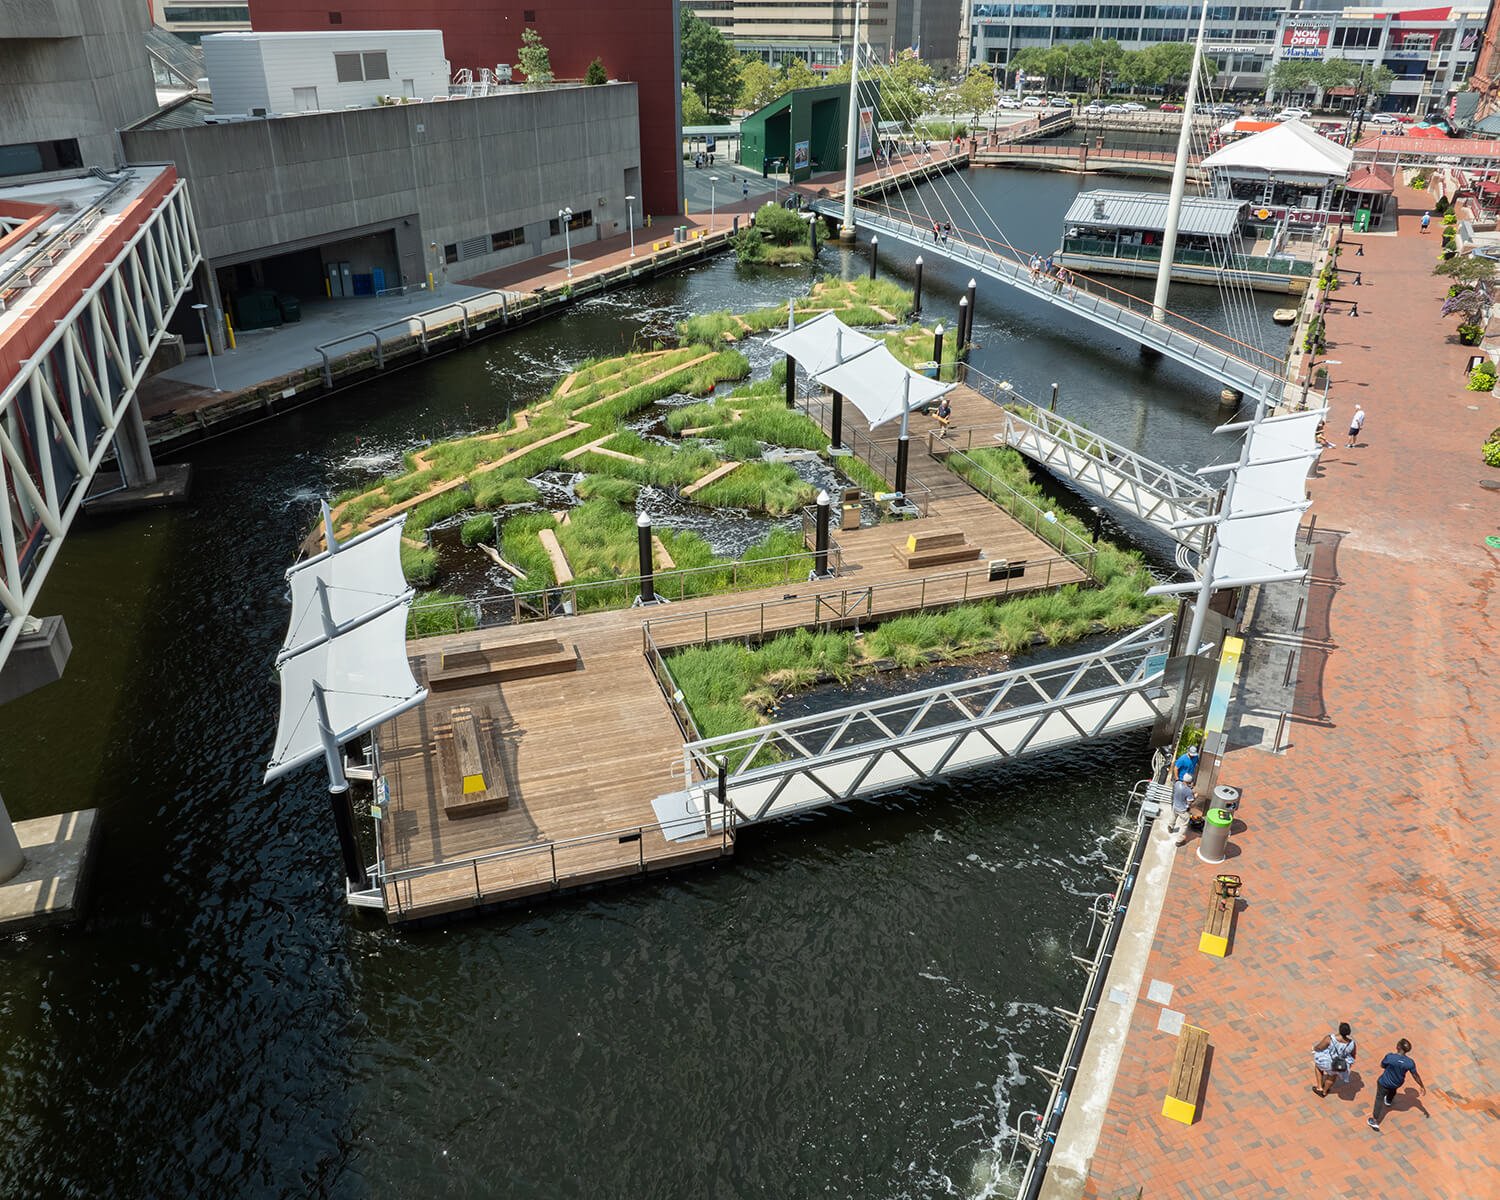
375, 449, 1092, 923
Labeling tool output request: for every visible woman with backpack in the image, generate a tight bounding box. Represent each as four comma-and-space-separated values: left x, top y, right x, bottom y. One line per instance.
1312, 1022, 1357, 1097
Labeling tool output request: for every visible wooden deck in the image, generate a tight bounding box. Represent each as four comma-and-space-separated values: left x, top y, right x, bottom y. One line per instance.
375, 439, 1091, 923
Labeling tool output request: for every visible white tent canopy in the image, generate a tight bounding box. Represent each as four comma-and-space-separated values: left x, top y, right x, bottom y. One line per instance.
1200, 120, 1353, 181
1212, 506, 1308, 587
267, 604, 425, 783
267, 511, 426, 786
1245, 407, 1325, 462
813, 343, 954, 428
280, 519, 412, 663
767, 311, 880, 376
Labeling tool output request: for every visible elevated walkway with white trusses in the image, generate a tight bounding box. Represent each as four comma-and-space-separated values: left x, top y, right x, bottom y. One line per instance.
810, 196, 1288, 402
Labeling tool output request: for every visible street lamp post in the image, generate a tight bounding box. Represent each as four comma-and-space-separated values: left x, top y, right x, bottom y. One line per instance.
558, 206, 574, 278
1321, 359, 1342, 406
625, 194, 637, 257
708, 176, 718, 232
192, 302, 221, 392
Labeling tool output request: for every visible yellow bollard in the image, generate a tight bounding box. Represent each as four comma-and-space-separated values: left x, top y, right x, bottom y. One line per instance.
223, 311, 236, 350
427, 271, 435, 291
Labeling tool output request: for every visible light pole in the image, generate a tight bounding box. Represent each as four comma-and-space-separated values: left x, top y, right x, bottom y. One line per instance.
708, 176, 718, 232
558, 206, 574, 278
625, 193, 637, 257
192, 302, 221, 392
1321, 359, 1342, 406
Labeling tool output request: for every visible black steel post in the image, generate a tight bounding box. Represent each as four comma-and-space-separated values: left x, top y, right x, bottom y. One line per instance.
895, 434, 910, 496
932, 324, 944, 375
1090, 505, 1103, 544
869, 234, 879, 280
808, 215, 818, 255
785, 354, 796, 408
637, 513, 656, 605
716, 756, 727, 820
912, 255, 924, 313
814, 489, 831, 576
830, 390, 843, 450
329, 790, 368, 890
957, 297, 970, 356
1050, 382, 1059, 411
963, 277, 978, 351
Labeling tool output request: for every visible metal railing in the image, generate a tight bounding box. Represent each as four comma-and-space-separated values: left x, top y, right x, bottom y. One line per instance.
797, 394, 936, 517
378, 812, 736, 918
407, 546, 842, 636
641, 548, 1097, 652
315, 288, 525, 386
671, 616, 1173, 822
642, 623, 704, 743
937, 446, 1107, 565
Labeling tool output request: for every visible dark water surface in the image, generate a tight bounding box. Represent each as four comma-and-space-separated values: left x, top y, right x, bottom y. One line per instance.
0, 168, 1268, 1198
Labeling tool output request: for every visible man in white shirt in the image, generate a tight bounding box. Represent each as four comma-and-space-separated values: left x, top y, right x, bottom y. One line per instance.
1347, 405, 1365, 448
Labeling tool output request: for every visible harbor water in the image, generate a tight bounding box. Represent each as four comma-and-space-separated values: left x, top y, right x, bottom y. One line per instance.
0, 168, 1280, 1198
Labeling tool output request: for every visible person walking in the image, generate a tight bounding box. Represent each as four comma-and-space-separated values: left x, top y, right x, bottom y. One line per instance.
1347, 405, 1366, 448
742, 180, 749, 202
1368, 1038, 1426, 1130
1312, 1022, 1357, 1097
1420, 210, 1432, 233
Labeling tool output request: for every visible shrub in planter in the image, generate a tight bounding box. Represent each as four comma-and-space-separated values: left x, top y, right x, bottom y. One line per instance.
1443, 211, 1459, 227
1434, 195, 1450, 215
1484, 440, 1500, 468
1458, 323, 1484, 345
1467, 362, 1497, 390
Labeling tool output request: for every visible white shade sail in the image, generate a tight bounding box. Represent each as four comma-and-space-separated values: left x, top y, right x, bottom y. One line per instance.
1245, 408, 1325, 462
280, 518, 412, 663
811, 344, 955, 428
1227, 456, 1314, 517
767, 311, 880, 375
1212, 506, 1307, 586
267, 604, 425, 783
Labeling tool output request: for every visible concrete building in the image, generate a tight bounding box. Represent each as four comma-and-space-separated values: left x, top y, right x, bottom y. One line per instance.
246, 0, 682, 217
0, 0, 160, 172
686, 1, 898, 67
202, 30, 451, 115
149, 0, 252, 44
122, 82, 643, 319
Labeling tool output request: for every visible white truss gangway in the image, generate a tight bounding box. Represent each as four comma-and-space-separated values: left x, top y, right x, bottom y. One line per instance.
993, 402, 1218, 549
658, 616, 1173, 832
812, 198, 1287, 401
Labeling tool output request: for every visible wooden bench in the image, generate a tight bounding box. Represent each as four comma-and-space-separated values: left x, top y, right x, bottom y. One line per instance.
1162, 1024, 1210, 1125
1199, 874, 1241, 957
892, 529, 981, 570
430, 637, 579, 689
440, 705, 509, 818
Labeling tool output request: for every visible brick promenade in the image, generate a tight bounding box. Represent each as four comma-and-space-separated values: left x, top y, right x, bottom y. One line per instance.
1079, 188, 1500, 1198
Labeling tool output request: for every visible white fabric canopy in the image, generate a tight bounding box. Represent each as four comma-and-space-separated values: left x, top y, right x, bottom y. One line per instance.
1212, 506, 1307, 586
1200, 120, 1353, 179
767, 311, 880, 375
280, 518, 412, 663
813, 343, 955, 428
1246, 408, 1325, 462
1227, 456, 1314, 517
267, 604, 425, 782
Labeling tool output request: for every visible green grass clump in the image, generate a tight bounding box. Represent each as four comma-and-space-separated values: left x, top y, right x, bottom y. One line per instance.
720, 432, 763, 462
693, 462, 815, 515
574, 474, 641, 503
460, 513, 495, 546
400, 542, 440, 587
499, 511, 558, 589
407, 485, 472, 533
470, 473, 540, 508
406, 591, 476, 638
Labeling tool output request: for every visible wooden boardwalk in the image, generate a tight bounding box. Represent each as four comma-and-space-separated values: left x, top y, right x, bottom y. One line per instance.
376, 441, 1091, 923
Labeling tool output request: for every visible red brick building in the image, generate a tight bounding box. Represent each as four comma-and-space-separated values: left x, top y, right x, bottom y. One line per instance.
246, 0, 682, 216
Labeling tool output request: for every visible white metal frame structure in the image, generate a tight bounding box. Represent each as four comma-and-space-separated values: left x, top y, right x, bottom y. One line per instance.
671, 616, 1173, 828
811, 198, 1286, 401
0, 181, 201, 672
996, 404, 1217, 549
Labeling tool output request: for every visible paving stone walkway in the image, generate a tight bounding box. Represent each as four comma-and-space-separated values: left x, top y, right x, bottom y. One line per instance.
1078, 187, 1500, 1199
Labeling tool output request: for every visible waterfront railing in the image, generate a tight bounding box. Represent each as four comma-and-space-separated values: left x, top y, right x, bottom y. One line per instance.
1061, 235, 1315, 278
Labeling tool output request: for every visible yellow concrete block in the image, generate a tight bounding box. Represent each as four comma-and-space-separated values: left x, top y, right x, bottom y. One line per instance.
1162, 1095, 1197, 1125
906, 534, 919, 552
1199, 931, 1229, 957
462, 773, 487, 794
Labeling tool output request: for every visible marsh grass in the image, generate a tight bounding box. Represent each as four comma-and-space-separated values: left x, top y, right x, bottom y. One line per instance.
406, 591, 476, 638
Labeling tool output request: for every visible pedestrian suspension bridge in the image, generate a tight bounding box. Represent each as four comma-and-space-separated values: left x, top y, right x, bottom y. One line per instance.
810, 197, 1287, 402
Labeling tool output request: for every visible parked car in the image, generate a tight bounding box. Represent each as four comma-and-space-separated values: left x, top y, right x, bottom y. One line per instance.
1211, 103, 1242, 116
1120, 101, 1147, 112
998, 96, 1020, 109
1023, 96, 1044, 107
1396, 113, 1418, 123
1105, 103, 1128, 113
1159, 102, 1184, 112
1368, 113, 1400, 125
1274, 107, 1310, 121
1083, 102, 1107, 114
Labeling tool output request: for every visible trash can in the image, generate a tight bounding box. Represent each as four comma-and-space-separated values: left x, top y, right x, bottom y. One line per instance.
275, 293, 301, 323
915, 360, 939, 378
1198, 807, 1233, 864
1212, 784, 1241, 815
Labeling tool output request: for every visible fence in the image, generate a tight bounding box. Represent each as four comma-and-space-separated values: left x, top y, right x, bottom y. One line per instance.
407, 546, 842, 636
796, 395, 936, 517
936, 445, 1104, 567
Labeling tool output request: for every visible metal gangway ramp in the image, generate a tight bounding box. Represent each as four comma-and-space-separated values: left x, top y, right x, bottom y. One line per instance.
813, 197, 1286, 401
994, 402, 1217, 548
662, 617, 1172, 831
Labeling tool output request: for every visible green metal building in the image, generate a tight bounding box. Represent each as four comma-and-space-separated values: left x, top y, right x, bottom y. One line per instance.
739, 84, 882, 183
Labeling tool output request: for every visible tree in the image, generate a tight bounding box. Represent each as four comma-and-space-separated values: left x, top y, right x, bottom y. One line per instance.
1434, 254, 1498, 286
954, 66, 997, 116
864, 49, 935, 123
1269, 59, 1320, 100
585, 57, 607, 86
781, 58, 818, 95
681, 87, 709, 126
738, 56, 781, 111
1067, 38, 1123, 97
680, 9, 737, 116
1115, 49, 1154, 94
1144, 43, 1215, 89
515, 28, 553, 85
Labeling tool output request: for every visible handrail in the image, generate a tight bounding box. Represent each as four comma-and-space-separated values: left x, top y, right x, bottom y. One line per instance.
0, 170, 133, 301
796, 394, 936, 517
937, 445, 1104, 565
408, 546, 842, 635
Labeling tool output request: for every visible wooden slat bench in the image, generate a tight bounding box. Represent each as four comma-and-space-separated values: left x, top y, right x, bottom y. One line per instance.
438, 705, 509, 818
1162, 1024, 1210, 1125
892, 529, 981, 570
429, 637, 579, 689
1199, 874, 1241, 957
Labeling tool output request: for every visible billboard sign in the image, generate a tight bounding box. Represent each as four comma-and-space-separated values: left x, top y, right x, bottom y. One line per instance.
857, 106, 875, 160
1282, 26, 1329, 58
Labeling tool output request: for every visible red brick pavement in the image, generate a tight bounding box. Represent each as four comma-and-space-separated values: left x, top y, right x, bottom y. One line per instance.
1079, 189, 1500, 1199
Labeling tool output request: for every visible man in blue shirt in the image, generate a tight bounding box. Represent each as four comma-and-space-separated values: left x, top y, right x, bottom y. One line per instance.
1175, 744, 1200, 781
1367, 1038, 1426, 1131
